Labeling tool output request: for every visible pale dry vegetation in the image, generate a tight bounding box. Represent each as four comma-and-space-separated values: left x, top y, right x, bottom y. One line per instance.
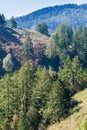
47, 88, 87, 130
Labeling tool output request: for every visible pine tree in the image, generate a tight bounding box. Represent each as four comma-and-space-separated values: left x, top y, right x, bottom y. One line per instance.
53, 24, 73, 63
32, 67, 51, 110
0, 14, 6, 26
47, 80, 71, 123
17, 61, 34, 129
36, 22, 49, 36
31, 67, 51, 128
21, 37, 34, 62
0, 74, 14, 130
9, 16, 17, 28
18, 112, 28, 130
58, 56, 87, 94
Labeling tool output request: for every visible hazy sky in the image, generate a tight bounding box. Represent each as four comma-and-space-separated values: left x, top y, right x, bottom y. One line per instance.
0, 0, 87, 19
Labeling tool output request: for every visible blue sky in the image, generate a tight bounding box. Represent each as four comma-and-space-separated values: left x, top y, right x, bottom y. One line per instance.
0, 0, 87, 19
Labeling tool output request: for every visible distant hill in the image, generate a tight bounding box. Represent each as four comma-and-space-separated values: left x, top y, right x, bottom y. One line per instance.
16, 4, 87, 32
47, 88, 87, 130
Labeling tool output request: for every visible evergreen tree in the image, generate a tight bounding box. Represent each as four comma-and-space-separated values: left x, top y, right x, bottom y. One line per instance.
73, 27, 87, 67
53, 24, 73, 64
31, 67, 51, 128
0, 74, 15, 130
58, 56, 87, 94
17, 61, 34, 129
32, 67, 51, 110
0, 14, 6, 26
27, 106, 40, 130
36, 22, 49, 36
21, 37, 34, 62
46, 35, 58, 58
18, 112, 28, 130
9, 16, 17, 28
47, 80, 71, 123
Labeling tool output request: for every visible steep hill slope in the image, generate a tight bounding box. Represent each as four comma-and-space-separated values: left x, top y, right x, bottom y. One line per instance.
0, 27, 49, 75
47, 88, 87, 130
0, 27, 49, 58
16, 4, 87, 32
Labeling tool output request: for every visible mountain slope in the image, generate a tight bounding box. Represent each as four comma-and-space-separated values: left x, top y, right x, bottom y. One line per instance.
0, 27, 49, 76
16, 4, 87, 32
47, 88, 87, 130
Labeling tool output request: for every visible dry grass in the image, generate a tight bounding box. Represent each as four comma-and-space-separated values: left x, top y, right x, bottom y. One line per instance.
0, 27, 49, 60
14, 29, 49, 45
0, 27, 49, 46
47, 88, 87, 130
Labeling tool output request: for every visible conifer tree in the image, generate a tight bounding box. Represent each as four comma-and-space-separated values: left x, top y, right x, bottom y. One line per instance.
21, 37, 34, 62
53, 24, 73, 63
0, 14, 6, 26
9, 16, 17, 28
36, 22, 49, 36
17, 61, 34, 129
47, 80, 71, 123
58, 56, 87, 94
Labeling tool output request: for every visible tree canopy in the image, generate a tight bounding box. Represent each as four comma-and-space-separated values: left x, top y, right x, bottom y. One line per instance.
36, 22, 49, 36
9, 16, 17, 28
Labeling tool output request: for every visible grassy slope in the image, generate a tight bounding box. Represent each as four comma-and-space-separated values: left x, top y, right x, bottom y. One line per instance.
0, 27, 49, 46
0, 27, 49, 59
0, 27, 49, 74
47, 88, 87, 130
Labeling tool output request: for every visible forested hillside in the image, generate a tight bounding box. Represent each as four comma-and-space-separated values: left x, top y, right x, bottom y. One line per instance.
0, 10, 87, 130
0, 23, 87, 130
16, 4, 87, 32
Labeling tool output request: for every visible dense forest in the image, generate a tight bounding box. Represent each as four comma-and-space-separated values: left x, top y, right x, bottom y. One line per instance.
0, 13, 87, 130
16, 4, 87, 32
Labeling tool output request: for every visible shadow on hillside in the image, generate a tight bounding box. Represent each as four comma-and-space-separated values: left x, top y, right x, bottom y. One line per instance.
12, 57, 21, 71
0, 27, 22, 45
33, 43, 60, 71
70, 100, 82, 115
39, 55, 60, 72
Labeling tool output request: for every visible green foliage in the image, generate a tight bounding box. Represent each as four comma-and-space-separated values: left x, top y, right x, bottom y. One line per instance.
0, 57, 87, 130
0, 61, 35, 130
46, 35, 58, 58
32, 67, 51, 109
17, 61, 34, 116
58, 56, 87, 94
0, 74, 15, 130
36, 22, 49, 36
0, 14, 6, 26
73, 27, 87, 67
27, 106, 40, 130
46, 25, 87, 69
21, 37, 34, 61
2, 53, 14, 72
18, 112, 28, 130
9, 16, 17, 28
54, 24, 73, 63
47, 80, 71, 123
1, 22, 87, 130
31, 67, 52, 128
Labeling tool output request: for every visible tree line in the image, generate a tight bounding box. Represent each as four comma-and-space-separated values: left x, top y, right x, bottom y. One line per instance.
0, 13, 17, 28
